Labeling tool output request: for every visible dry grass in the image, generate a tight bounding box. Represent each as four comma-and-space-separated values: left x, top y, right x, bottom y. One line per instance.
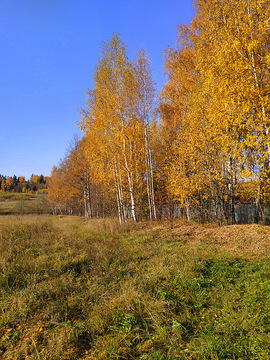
169, 220, 270, 255
0, 193, 51, 215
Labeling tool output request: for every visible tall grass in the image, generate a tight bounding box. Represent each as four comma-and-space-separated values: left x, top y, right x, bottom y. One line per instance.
0, 215, 269, 359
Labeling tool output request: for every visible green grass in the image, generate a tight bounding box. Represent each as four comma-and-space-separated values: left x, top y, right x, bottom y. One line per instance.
0, 215, 269, 359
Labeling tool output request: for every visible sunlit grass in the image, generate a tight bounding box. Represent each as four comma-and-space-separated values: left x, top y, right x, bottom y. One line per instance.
0, 192, 35, 201
0, 193, 51, 215
0, 216, 269, 359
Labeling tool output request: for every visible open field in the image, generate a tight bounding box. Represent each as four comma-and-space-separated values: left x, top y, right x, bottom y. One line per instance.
0, 215, 270, 359
0, 193, 51, 215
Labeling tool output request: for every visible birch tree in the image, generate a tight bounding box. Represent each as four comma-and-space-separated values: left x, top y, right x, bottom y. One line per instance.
134, 48, 157, 219
81, 34, 143, 222
80, 36, 161, 222
192, 0, 270, 216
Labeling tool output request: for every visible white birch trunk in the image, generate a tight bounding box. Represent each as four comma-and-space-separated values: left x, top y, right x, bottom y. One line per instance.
83, 172, 91, 218
124, 153, 136, 221
149, 143, 157, 220
122, 126, 136, 221
114, 159, 125, 223
185, 200, 190, 221
144, 126, 156, 220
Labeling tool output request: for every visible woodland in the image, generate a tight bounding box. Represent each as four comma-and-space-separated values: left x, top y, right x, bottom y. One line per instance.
0, 175, 47, 194
47, 0, 270, 225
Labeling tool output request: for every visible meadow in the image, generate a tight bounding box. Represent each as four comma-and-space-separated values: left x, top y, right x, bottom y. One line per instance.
0, 192, 51, 215
0, 214, 269, 359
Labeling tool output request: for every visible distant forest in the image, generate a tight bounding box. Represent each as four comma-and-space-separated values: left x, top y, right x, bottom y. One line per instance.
0, 174, 48, 193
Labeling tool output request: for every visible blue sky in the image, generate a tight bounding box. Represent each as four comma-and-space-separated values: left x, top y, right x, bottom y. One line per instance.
0, 0, 194, 179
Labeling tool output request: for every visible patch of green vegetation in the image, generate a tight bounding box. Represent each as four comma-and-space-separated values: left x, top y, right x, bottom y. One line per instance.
0, 192, 34, 201
0, 216, 269, 359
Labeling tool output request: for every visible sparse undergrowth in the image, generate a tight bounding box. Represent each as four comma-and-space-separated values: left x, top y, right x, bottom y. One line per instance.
0, 215, 269, 359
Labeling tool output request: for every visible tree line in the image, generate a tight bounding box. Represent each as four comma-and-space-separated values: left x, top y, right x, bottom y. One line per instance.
0, 174, 48, 193
48, 0, 270, 224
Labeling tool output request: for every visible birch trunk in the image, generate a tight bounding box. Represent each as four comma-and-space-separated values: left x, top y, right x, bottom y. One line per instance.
83, 172, 91, 218
124, 152, 136, 221
114, 159, 125, 223
144, 126, 157, 220
185, 199, 190, 221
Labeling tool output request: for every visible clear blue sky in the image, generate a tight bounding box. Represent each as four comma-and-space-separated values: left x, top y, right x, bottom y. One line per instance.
0, 0, 194, 180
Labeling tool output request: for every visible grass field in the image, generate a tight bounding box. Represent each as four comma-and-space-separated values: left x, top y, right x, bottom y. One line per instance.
0, 193, 51, 215
0, 215, 269, 359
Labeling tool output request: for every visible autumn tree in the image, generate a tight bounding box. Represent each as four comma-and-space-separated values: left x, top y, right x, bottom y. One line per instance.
158, 0, 270, 223
134, 48, 157, 219
191, 0, 270, 219
81, 34, 157, 222
5, 176, 13, 191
